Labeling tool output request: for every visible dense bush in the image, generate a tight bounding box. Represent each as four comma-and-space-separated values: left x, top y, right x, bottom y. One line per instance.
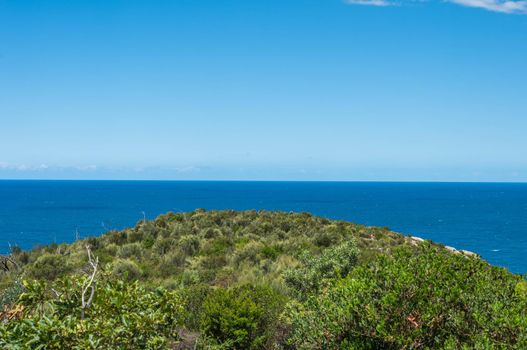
200, 284, 286, 349
1, 210, 526, 349
0, 275, 186, 349
117, 242, 143, 259
0, 279, 23, 308
2, 210, 403, 291
111, 259, 142, 281
179, 283, 212, 330
283, 240, 358, 298
25, 253, 72, 280
285, 244, 527, 349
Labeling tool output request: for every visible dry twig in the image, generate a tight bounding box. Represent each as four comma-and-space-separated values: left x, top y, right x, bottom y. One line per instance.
81, 245, 98, 319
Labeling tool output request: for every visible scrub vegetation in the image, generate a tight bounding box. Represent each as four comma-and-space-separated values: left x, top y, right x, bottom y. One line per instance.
1, 210, 526, 349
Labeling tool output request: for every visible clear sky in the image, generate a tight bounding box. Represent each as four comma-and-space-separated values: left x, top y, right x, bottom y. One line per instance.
1, 0, 526, 181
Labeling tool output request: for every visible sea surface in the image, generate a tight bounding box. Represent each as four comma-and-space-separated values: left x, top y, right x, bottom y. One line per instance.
0, 180, 526, 273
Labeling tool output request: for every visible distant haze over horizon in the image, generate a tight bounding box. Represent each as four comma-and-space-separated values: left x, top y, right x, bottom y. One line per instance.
1, 1, 526, 182
1, 179, 526, 184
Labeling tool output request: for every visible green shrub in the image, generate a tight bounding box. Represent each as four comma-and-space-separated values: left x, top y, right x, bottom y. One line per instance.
179, 235, 201, 255
117, 242, 143, 258
0, 275, 186, 349
181, 283, 212, 329
103, 243, 119, 256
283, 240, 358, 298
202, 238, 232, 256
261, 244, 283, 260
127, 229, 144, 243
24, 253, 71, 281
200, 284, 286, 349
312, 230, 339, 247
153, 237, 177, 255
285, 245, 527, 349
107, 230, 128, 245
111, 259, 142, 281
0, 280, 24, 308
233, 241, 264, 265
157, 250, 186, 277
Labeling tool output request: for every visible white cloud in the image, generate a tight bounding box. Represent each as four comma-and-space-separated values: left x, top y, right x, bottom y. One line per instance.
174, 166, 201, 173
0, 163, 205, 176
75, 165, 98, 171
0, 162, 101, 172
0, 162, 49, 171
345, 0, 396, 6
448, 0, 527, 13
344, 0, 527, 13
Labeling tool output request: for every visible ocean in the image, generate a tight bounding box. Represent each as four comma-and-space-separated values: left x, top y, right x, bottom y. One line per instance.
0, 180, 526, 273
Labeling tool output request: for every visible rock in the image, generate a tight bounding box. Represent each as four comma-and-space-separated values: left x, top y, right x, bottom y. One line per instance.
410, 236, 425, 246
444, 246, 459, 253
461, 250, 478, 257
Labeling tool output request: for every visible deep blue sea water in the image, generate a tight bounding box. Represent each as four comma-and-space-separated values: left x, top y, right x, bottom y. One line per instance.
0, 180, 526, 273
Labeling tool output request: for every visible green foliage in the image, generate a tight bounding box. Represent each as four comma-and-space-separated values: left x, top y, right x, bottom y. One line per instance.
179, 235, 201, 255
117, 242, 143, 259
25, 253, 72, 280
200, 284, 286, 349
2, 210, 402, 288
180, 283, 212, 329
111, 259, 142, 281
515, 280, 527, 298
1, 210, 526, 349
0, 279, 24, 308
285, 244, 527, 349
0, 274, 186, 349
283, 240, 359, 298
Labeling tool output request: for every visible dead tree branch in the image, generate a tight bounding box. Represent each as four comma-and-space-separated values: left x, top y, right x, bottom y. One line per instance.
0, 255, 20, 273
81, 245, 98, 319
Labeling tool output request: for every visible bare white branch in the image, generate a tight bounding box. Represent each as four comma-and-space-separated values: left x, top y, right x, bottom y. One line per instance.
81, 245, 98, 319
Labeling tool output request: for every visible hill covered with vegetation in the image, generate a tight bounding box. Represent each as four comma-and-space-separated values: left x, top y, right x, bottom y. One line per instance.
1, 210, 526, 349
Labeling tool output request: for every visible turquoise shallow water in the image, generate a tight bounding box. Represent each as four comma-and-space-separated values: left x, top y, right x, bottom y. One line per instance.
0, 180, 526, 273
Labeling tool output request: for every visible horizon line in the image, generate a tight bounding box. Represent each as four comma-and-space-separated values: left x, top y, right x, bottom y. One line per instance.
0, 179, 526, 184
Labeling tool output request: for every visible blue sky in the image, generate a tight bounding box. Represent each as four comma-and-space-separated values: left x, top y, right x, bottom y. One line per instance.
1, 0, 526, 181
